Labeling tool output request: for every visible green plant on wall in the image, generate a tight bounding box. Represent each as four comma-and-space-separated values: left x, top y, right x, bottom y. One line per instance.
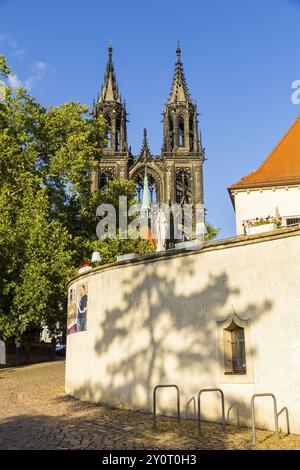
205, 222, 221, 240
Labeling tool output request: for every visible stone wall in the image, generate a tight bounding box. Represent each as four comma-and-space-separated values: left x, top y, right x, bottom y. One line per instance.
65, 227, 300, 434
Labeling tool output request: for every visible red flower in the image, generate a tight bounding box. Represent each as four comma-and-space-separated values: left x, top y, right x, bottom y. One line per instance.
79, 260, 93, 268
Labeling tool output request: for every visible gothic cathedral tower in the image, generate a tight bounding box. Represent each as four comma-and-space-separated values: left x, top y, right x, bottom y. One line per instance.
91, 44, 130, 191
162, 44, 204, 207
91, 44, 205, 212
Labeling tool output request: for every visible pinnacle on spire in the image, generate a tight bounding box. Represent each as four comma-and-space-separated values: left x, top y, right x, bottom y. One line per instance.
98, 43, 121, 104
140, 128, 151, 155
176, 40, 181, 59
108, 40, 113, 57
168, 43, 192, 104
136, 128, 152, 163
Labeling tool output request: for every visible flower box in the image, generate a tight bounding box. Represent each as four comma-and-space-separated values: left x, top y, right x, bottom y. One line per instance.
78, 265, 93, 274
245, 223, 276, 236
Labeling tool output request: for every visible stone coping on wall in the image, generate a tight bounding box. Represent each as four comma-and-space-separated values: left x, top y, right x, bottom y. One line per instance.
67, 225, 300, 287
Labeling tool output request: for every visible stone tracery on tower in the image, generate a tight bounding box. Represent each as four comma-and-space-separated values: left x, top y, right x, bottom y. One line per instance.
91, 44, 205, 209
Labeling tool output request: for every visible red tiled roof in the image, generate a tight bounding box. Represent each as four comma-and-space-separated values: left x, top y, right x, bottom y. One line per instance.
229, 116, 300, 190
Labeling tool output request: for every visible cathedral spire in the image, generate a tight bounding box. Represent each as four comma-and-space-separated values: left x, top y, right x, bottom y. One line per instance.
135, 128, 152, 165
94, 44, 128, 154
168, 43, 192, 104
141, 128, 151, 155
98, 43, 121, 103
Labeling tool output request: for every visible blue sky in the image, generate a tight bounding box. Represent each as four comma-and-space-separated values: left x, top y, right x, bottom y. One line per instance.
1, 0, 300, 238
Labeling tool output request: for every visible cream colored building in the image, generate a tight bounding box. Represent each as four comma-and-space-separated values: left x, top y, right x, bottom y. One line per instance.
65, 227, 300, 434
229, 116, 300, 235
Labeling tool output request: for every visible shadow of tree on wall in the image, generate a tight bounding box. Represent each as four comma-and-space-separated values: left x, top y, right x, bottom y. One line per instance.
70, 251, 275, 443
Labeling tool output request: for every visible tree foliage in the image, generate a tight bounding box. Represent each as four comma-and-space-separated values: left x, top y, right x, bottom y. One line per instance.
0, 54, 153, 341
0, 54, 219, 341
205, 222, 221, 241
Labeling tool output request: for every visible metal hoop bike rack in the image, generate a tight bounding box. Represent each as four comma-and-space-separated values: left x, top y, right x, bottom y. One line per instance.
153, 384, 180, 429
227, 402, 240, 428
197, 388, 225, 434
277, 407, 290, 435
251, 393, 279, 445
185, 396, 196, 420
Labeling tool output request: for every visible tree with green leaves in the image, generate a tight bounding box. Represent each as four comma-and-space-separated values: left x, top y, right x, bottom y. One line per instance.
205, 222, 221, 241
0, 54, 153, 342
0, 54, 220, 342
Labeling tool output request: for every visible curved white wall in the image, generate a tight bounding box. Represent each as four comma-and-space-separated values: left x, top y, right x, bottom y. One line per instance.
66, 228, 300, 434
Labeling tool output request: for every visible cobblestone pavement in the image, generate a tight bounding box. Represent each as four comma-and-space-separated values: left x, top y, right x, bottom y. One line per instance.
0, 361, 300, 450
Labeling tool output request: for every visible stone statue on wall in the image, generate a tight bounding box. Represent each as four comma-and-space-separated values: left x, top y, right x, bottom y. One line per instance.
155, 207, 167, 252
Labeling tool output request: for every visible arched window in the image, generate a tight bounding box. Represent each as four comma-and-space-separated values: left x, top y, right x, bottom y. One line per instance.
107, 130, 112, 148
217, 313, 253, 383
135, 173, 143, 203
176, 169, 191, 205
99, 169, 114, 190
105, 116, 112, 148
178, 117, 185, 148
189, 116, 194, 150
116, 118, 121, 151
169, 117, 174, 150
134, 170, 158, 205
223, 321, 246, 374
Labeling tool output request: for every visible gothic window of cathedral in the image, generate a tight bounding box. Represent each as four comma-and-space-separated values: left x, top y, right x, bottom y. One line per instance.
178, 117, 185, 148
169, 117, 174, 150
116, 117, 121, 151
134, 171, 158, 205
176, 169, 191, 205
189, 116, 194, 150
105, 116, 112, 148
99, 169, 115, 190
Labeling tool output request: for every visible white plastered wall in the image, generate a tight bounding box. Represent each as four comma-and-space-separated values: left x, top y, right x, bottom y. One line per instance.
65, 230, 300, 434
233, 185, 300, 235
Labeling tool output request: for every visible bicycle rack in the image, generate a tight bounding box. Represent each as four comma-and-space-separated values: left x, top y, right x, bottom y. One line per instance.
227, 402, 240, 428
251, 393, 279, 445
185, 396, 196, 420
153, 384, 180, 429
197, 388, 225, 434
277, 407, 290, 435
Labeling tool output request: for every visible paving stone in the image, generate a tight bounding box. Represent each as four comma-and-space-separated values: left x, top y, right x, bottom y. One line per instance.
0, 361, 300, 450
